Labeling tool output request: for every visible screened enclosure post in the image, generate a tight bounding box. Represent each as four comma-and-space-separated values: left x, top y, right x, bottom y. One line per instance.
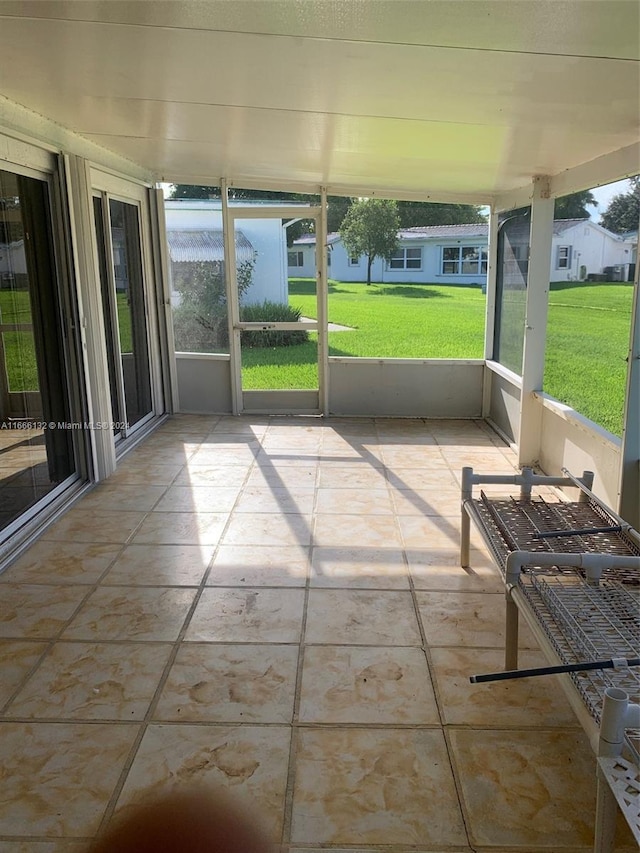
482, 207, 500, 416
222, 179, 242, 415
151, 187, 178, 413
518, 177, 554, 468
318, 186, 329, 416
619, 258, 640, 528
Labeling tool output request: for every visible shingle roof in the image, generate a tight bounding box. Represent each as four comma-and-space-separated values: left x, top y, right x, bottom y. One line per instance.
399, 224, 488, 239
166, 229, 254, 264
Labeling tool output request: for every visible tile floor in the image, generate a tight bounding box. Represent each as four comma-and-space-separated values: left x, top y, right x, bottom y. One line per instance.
0, 415, 634, 852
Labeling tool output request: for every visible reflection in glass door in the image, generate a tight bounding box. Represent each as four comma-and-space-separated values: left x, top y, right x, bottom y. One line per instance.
0, 168, 80, 534
94, 195, 153, 439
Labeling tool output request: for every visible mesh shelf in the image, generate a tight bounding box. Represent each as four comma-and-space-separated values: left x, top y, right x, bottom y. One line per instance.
519, 575, 640, 725
470, 493, 640, 585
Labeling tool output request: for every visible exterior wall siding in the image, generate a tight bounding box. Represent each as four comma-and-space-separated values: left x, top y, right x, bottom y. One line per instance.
291, 224, 634, 285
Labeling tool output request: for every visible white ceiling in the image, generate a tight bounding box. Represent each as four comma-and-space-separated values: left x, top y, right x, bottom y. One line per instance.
0, 0, 638, 201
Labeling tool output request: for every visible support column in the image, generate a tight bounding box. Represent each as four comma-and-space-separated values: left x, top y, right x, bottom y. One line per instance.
518, 177, 554, 468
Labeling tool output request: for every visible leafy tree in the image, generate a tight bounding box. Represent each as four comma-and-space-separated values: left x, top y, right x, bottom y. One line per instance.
396, 201, 486, 227
600, 177, 640, 234
339, 198, 400, 285
554, 190, 597, 219
327, 196, 353, 232
171, 257, 255, 353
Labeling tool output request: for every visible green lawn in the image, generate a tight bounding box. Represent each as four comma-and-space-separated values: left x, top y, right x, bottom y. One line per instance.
545, 282, 633, 436
243, 278, 633, 436
0, 290, 39, 392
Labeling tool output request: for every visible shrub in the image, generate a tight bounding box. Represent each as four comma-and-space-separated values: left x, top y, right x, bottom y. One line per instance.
171, 257, 255, 352
240, 301, 309, 348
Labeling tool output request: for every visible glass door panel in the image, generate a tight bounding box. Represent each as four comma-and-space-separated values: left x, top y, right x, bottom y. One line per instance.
0, 168, 78, 533
94, 194, 153, 439
109, 199, 153, 430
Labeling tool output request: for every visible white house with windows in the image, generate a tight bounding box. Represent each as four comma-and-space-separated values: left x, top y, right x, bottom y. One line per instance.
289, 220, 634, 284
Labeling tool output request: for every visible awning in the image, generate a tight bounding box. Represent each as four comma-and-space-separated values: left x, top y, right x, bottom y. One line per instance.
166, 229, 254, 265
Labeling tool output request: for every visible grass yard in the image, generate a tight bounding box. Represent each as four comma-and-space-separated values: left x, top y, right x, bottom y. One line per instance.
243, 278, 633, 437
544, 282, 633, 436
0, 290, 39, 392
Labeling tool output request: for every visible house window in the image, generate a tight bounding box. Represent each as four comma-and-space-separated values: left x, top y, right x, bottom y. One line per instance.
388, 247, 422, 270
557, 245, 572, 269
348, 255, 360, 267
288, 250, 304, 267
441, 245, 487, 275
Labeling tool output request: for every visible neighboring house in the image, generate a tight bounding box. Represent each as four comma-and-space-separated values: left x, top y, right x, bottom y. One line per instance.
289, 220, 635, 285
164, 199, 290, 305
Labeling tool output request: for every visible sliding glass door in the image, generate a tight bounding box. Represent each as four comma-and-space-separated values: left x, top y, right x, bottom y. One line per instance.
93, 192, 155, 441
0, 167, 83, 535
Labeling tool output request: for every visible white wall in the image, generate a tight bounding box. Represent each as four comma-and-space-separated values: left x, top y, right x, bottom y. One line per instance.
165, 202, 288, 305
550, 222, 633, 281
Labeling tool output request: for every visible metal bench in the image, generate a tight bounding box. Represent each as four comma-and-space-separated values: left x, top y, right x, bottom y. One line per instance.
460, 466, 640, 852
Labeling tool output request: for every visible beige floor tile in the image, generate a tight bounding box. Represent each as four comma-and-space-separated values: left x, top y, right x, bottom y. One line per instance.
298, 646, 439, 724
1, 542, 121, 584
381, 449, 449, 469
313, 514, 402, 549
387, 467, 458, 490
396, 514, 461, 549
155, 643, 298, 723
42, 509, 146, 544
208, 545, 308, 586
407, 549, 503, 593
0, 722, 138, 836
288, 845, 472, 853
209, 418, 268, 435
161, 414, 220, 432
185, 588, 304, 643
390, 487, 461, 516
7, 641, 172, 720
416, 591, 538, 648
290, 728, 467, 845
175, 464, 249, 488
106, 463, 184, 486
188, 447, 259, 466
62, 587, 196, 642
78, 483, 167, 511
310, 546, 408, 589
0, 640, 48, 707
234, 486, 315, 514
222, 513, 312, 547
152, 485, 241, 513
132, 511, 229, 545
317, 466, 387, 490
430, 647, 581, 727
0, 585, 88, 639
101, 544, 214, 586
115, 724, 290, 842
255, 450, 321, 468
305, 590, 421, 645
127, 445, 197, 465
449, 728, 615, 848
315, 487, 393, 515
246, 465, 317, 489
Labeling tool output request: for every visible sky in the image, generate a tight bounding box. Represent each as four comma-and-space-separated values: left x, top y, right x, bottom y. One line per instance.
588, 178, 632, 222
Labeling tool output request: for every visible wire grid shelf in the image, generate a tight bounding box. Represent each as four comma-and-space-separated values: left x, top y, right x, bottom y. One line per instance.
519, 574, 640, 727
471, 493, 640, 585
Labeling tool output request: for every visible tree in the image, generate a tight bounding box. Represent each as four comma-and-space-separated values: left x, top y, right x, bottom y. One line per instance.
554, 190, 597, 219
600, 177, 640, 234
339, 198, 400, 285
396, 201, 486, 228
